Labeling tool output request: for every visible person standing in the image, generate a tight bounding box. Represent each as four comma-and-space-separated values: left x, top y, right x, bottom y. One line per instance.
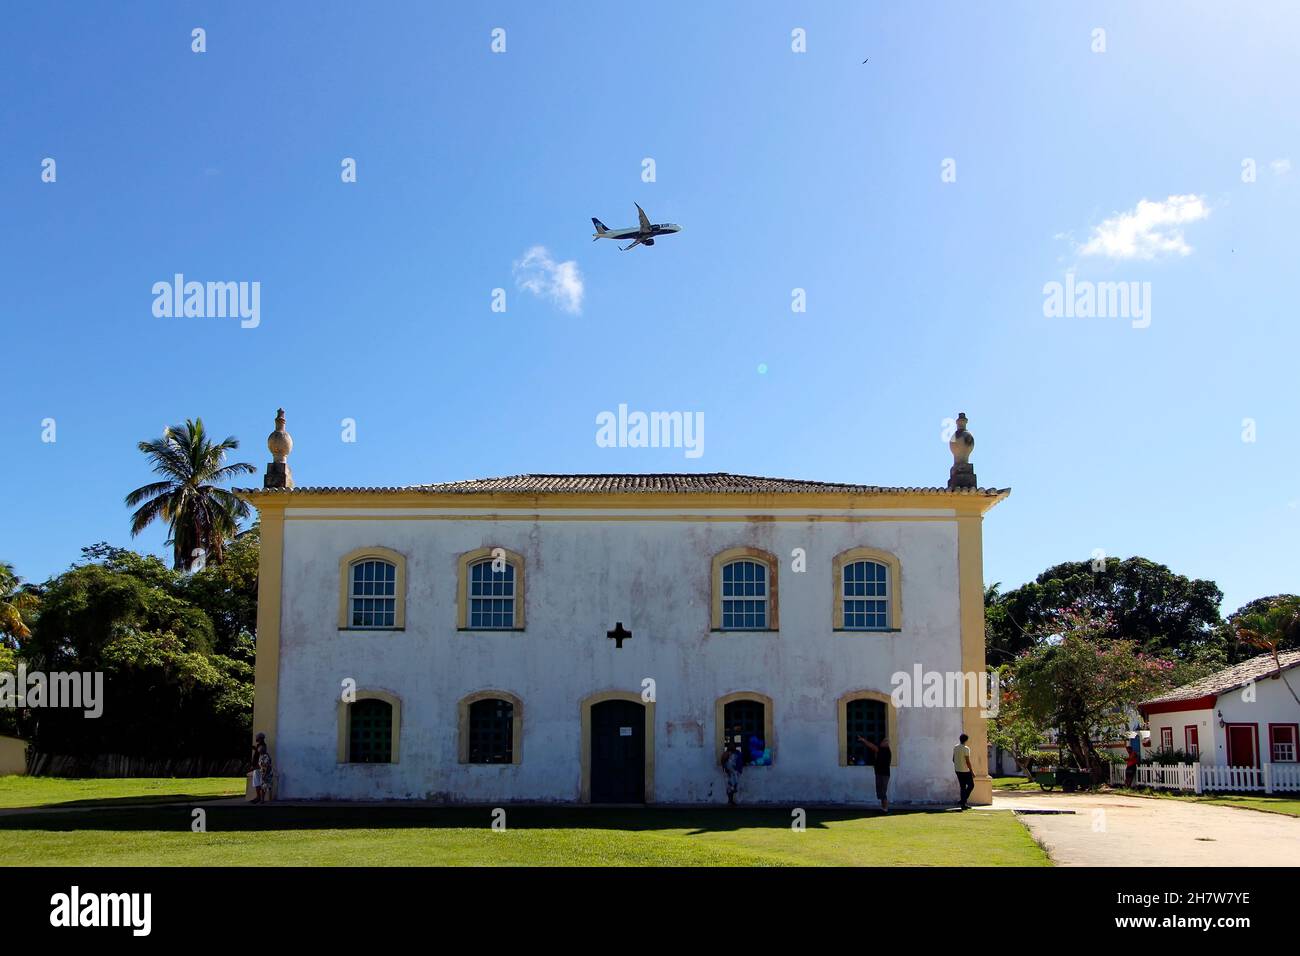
251, 732, 270, 805
258, 748, 275, 803
721, 742, 744, 805
858, 735, 893, 812
953, 733, 975, 810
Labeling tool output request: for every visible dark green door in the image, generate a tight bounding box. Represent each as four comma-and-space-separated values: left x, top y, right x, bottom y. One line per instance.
590, 699, 645, 803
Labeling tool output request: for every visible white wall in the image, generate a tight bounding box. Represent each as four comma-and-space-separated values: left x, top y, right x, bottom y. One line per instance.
272, 509, 972, 804
1212, 673, 1300, 764
1147, 672, 1300, 766
0, 735, 27, 776
1147, 708, 1214, 762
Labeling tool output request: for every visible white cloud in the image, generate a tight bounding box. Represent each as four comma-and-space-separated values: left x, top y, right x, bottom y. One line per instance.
512, 246, 583, 314
1271, 158, 1292, 176
1079, 194, 1210, 260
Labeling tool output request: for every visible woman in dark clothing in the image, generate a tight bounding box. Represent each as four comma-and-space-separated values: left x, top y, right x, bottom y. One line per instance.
857, 735, 893, 812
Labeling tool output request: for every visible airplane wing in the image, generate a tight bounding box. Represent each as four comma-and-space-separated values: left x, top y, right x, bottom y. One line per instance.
620, 238, 644, 252
635, 203, 652, 233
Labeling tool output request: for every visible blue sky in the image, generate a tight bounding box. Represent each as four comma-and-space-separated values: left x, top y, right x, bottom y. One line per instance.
2, 1, 1297, 614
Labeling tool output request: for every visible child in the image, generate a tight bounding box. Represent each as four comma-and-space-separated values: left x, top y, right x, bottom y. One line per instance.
251, 732, 270, 804
258, 749, 275, 803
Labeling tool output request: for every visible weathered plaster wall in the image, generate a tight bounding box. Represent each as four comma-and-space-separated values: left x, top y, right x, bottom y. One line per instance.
272, 510, 973, 804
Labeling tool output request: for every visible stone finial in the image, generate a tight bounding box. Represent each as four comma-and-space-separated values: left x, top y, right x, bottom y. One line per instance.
263, 408, 295, 490
947, 412, 977, 490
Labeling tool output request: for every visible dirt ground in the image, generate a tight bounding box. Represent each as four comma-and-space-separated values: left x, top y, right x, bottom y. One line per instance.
989, 788, 1300, 866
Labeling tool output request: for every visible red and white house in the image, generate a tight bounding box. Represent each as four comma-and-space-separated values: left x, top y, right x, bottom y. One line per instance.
1126, 650, 1300, 793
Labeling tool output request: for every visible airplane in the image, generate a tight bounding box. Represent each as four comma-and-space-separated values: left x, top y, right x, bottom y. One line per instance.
591, 203, 682, 251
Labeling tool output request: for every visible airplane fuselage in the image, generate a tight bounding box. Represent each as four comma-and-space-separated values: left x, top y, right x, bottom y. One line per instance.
592, 205, 682, 249
595, 224, 681, 240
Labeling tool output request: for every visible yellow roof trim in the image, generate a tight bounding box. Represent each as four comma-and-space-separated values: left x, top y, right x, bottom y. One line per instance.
236, 488, 1010, 515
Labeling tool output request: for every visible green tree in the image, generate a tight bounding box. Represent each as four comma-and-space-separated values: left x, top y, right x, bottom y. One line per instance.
985, 556, 1225, 664
1227, 594, 1300, 654
22, 545, 252, 760
24, 556, 213, 670
987, 667, 1054, 778
0, 642, 20, 738
1230, 595, 1300, 705
1012, 609, 1176, 780
178, 524, 259, 660
0, 560, 39, 649
125, 419, 255, 572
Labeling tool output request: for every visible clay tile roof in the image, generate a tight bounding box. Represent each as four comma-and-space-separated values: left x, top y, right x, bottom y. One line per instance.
1141, 650, 1300, 707
237, 472, 1011, 497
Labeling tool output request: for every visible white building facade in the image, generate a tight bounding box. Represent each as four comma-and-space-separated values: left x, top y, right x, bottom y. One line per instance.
241, 413, 1007, 806
1140, 651, 1300, 769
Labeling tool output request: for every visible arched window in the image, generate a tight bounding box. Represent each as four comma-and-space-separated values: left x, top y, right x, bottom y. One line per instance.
711, 548, 779, 631
843, 560, 888, 629
458, 691, 523, 764
845, 698, 886, 765
469, 560, 514, 628
722, 561, 767, 629
837, 690, 898, 767
717, 692, 775, 766
337, 547, 407, 630
349, 699, 392, 762
351, 560, 396, 628
832, 547, 902, 632
337, 690, 401, 764
457, 548, 526, 630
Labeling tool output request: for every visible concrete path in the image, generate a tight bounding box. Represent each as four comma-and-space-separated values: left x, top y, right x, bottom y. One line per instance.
990, 789, 1300, 866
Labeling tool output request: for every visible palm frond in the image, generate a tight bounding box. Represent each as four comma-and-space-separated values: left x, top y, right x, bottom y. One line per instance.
128, 494, 173, 537
206, 462, 257, 484
124, 479, 178, 508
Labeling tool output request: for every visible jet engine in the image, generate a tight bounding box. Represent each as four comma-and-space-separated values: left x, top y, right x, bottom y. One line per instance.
644, 238, 655, 246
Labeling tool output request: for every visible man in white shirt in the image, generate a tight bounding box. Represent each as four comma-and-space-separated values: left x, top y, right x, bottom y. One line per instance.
953, 733, 975, 810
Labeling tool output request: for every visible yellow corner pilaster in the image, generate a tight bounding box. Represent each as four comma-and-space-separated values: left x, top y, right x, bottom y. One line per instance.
252, 508, 285, 753
957, 513, 992, 804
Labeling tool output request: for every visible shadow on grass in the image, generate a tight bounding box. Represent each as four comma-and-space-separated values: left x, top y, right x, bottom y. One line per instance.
8, 793, 243, 811
0, 804, 959, 835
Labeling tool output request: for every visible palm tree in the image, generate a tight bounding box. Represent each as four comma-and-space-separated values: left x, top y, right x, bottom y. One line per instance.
126, 419, 256, 571
1235, 599, 1300, 706
0, 561, 38, 648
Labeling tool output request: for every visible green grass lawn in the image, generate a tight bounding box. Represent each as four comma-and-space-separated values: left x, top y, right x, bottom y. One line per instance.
987, 773, 1300, 817
0, 801, 1050, 867
1124, 788, 1300, 818
0, 775, 244, 810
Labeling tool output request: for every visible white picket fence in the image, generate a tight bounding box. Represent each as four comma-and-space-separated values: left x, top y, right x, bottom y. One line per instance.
1110, 761, 1300, 794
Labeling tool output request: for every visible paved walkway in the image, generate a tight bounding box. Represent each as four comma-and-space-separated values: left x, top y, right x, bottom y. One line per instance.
990, 789, 1300, 866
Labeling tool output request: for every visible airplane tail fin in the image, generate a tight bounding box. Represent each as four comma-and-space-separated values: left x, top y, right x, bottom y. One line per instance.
591, 217, 609, 239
